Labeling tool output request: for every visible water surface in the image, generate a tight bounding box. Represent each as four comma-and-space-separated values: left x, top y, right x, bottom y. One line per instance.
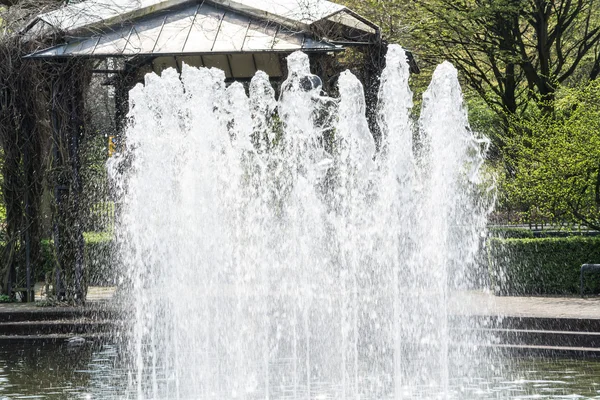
0, 343, 599, 399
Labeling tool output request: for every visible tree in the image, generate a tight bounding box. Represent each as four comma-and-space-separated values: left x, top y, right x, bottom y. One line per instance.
503, 80, 600, 229
342, 0, 600, 159
0, 0, 92, 301
410, 0, 600, 114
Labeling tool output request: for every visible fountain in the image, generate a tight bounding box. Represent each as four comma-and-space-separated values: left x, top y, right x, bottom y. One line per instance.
111, 44, 494, 399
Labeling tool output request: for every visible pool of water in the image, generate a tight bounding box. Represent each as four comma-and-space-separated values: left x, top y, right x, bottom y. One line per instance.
0, 342, 599, 399
0, 342, 124, 399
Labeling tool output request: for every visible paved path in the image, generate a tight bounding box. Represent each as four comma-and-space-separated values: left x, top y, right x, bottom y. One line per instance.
449, 290, 600, 320
2, 285, 599, 321
0, 285, 116, 314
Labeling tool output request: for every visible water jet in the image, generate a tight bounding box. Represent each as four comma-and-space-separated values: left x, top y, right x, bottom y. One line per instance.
112, 44, 493, 399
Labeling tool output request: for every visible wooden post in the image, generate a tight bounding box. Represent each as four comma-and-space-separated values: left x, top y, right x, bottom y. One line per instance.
70, 86, 85, 302
20, 88, 39, 303
114, 62, 138, 139
51, 74, 65, 301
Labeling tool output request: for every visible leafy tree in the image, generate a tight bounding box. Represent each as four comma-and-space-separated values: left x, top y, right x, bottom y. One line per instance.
342, 0, 600, 160
503, 80, 600, 229
409, 0, 600, 114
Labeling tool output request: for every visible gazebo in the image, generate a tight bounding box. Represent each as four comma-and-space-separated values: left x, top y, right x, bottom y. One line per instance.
16, 0, 417, 301
26, 0, 418, 94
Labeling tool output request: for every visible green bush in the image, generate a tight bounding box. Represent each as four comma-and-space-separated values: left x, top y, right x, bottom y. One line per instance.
489, 236, 600, 295
0, 294, 13, 303
534, 230, 600, 238
488, 227, 534, 239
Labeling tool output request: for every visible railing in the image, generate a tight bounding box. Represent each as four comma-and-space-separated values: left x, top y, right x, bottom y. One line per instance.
489, 211, 593, 233
86, 201, 115, 233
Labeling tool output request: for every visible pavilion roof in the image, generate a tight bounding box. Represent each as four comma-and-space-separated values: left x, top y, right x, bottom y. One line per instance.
25, 0, 380, 59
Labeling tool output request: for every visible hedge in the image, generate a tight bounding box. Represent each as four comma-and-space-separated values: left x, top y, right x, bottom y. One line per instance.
534, 230, 600, 238
488, 236, 600, 295
39, 232, 114, 286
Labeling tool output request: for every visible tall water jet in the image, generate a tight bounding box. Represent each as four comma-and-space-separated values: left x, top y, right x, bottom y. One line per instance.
418, 62, 494, 393
334, 70, 375, 399
374, 45, 419, 396
112, 44, 494, 399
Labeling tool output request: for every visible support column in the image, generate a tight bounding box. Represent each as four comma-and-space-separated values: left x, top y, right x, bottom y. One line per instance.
23, 113, 33, 302
114, 64, 137, 139
363, 41, 388, 152
0, 84, 19, 299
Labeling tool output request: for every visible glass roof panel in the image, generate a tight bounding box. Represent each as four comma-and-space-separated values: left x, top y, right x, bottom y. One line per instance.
39, 0, 189, 34
272, 28, 305, 51
93, 26, 131, 55
123, 26, 143, 54
327, 10, 377, 35
212, 12, 250, 53
243, 20, 278, 52
210, 0, 343, 25
154, 4, 198, 53
30, 46, 64, 57
125, 14, 165, 53
182, 5, 224, 53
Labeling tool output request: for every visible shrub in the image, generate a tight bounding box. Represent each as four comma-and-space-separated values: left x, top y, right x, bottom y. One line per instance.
488, 236, 600, 295
534, 230, 600, 238
0, 294, 13, 303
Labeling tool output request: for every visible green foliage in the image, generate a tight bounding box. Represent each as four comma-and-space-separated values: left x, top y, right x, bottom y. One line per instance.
504, 80, 600, 229
411, 0, 600, 113
83, 230, 112, 244
466, 95, 505, 160
489, 236, 600, 295
0, 294, 12, 303
0, 200, 5, 223
337, 0, 412, 45
344, 0, 600, 163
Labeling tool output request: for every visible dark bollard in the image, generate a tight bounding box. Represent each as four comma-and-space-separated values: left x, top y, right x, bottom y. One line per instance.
580, 264, 600, 297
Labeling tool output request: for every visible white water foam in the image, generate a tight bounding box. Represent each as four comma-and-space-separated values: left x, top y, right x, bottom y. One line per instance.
110, 45, 494, 400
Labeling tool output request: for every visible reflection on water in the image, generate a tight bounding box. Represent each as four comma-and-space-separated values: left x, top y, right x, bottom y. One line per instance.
0, 343, 598, 399
450, 357, 600, 399
0, 343, 124, 399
